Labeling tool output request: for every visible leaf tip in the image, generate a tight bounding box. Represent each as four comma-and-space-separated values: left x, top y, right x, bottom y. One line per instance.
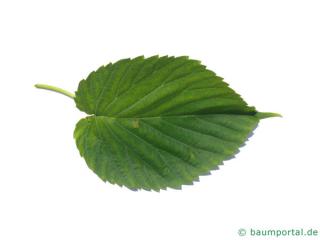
255, 112, 282, 119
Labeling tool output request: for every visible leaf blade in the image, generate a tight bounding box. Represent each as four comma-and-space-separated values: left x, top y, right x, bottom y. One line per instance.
73, 56, 274, 190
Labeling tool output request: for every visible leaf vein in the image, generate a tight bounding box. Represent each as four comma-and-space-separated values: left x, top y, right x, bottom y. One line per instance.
141, 120, 223, 160
112, 121, 168, 182
116, 60, 190, 115
163, 118, 240, 145
94, 64, 116, 115
120, 121, 198, 177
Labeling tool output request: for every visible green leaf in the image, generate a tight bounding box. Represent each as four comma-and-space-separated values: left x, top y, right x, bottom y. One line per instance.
71, 56, 278, 191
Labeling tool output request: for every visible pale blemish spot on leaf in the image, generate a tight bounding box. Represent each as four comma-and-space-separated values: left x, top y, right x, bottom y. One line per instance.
132, 119, 140, 129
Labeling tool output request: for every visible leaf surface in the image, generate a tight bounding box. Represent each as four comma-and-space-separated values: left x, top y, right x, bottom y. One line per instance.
74, 56, 268, 190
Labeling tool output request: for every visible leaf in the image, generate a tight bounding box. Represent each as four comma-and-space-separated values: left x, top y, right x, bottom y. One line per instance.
71, 55, 279, 191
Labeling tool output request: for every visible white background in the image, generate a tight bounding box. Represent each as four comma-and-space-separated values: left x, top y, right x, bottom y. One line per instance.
0, 0, 319, 239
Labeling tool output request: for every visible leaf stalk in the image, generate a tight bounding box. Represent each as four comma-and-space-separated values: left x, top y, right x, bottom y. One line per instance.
35, 84, 75, 99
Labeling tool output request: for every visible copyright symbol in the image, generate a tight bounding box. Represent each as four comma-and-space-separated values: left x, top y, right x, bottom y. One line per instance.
238, 228, 246, 236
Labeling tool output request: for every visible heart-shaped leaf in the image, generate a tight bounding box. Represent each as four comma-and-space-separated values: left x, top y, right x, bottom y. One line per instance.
36, 56, 280, 191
